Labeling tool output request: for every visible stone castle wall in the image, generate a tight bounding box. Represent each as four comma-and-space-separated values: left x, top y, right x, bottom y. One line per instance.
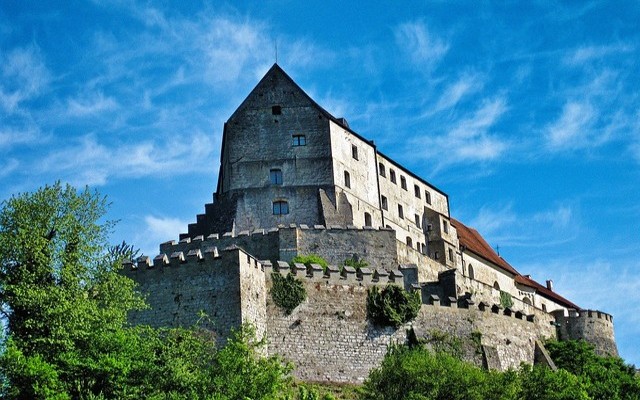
122, 242, 609, 384
553, 309, 618, 357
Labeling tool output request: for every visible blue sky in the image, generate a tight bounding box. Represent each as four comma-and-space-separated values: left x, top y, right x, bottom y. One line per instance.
1, 1, 639, 365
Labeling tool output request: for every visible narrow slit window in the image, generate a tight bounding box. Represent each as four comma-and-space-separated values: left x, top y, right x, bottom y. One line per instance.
381, 195, 388, 210
272, 200, 289, 215
390, 169, 396, 184
351, 145, 359, 160
443, 220, 449, 234
400, 176, 407, 190
425, 190, 432, 205
398, 204, 404, 219
344, 171, 351, 188
415, 214, 420, 227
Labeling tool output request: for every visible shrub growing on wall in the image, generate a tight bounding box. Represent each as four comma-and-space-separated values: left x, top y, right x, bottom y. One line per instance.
343, 256, 369, 270
271, 273, 307, 315
367, 285, 421, 327
499, 291, 514, 309
290, 254, 328, 273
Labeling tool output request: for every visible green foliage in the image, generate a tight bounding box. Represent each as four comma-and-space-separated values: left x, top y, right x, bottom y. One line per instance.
0, 184, 295, 399
343, 256, 368, 270
545, 339, 640, 400
361, 341, 640, 400
361, 345, 498, 400
366, 285, 421, 328
271, 272, 307, 314
499, 290, 514, 309
291, 254, 328, 273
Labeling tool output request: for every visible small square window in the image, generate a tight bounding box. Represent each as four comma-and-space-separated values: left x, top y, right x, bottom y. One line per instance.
381, 195, 388, 210
400, 176, 407, 190
292, 134, 306, 146
351, 145, 358, 160
269, 169, 282, 185
390, 169, 396, 184
272, 105, 282, 115
273, 200, 289, 215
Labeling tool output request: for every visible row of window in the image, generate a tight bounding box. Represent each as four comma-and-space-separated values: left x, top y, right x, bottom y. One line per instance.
378, 163, 432, 204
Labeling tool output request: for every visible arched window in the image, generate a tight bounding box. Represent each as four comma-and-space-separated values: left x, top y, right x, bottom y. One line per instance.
406, 236, 413, 248
493, 281, 500, 291
378, 163, 386, 177
468, 264, 475, 279
523, 297, 532, 306
344, 171, 351, 188
272, 200, 289, 215
364, 212, 372, 227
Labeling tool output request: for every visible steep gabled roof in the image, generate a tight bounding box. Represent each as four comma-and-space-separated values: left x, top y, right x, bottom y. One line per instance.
229, 64, 450, 199
451, 218, 519, 276
515, 274, 581, 310
451, 217, 581, 310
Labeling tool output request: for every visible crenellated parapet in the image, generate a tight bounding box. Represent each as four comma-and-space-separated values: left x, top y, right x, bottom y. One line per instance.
552, 308, 618, 357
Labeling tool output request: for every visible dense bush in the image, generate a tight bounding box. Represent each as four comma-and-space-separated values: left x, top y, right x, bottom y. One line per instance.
271, 272, 307, 314
366, 285, 421, 327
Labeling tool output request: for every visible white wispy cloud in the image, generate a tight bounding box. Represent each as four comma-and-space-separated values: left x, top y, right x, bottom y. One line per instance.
394, 21, 449, 68
545, 101, 596, 149
411, 97, 509, 169
563, 43, 634, 66
430, 73, 484, 115
36, 132, 215, 186
66, 92, 119, 117
0, 125, 44, 149
0, 45, 50, 113
0, 158, 19, 179
133, 215, 190, 257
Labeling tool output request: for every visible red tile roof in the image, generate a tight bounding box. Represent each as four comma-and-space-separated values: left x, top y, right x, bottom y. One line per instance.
451, 217, 581, 310
451, 218, 519, 276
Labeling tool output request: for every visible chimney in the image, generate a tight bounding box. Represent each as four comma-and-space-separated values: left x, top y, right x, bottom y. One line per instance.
546, 280, 553, 291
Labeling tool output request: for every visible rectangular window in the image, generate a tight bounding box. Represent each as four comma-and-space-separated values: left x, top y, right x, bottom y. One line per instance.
292, 134, 306, 146
443, 220, 449, 234
273, 200, 289, 215
381, 195, 388, 210
390, 169, 396, 184
425, 190, 431, 205
415, 214, 420, 227
414, 185, 421, 198
400, 176, 407, 190
448, 248, 454, 261
269, 169, 282, 185
344, 171, 351, 189
272, 105, 282, 115
398, 204, 404, 219
351, 144, 358, 160
378, 163, 386, 177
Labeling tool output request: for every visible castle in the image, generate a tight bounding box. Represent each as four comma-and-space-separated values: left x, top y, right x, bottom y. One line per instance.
123, 64, 617, 383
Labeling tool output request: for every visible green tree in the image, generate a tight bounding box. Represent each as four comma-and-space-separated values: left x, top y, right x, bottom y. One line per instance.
0, 183, 294, 399
545, 339, 640, 400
